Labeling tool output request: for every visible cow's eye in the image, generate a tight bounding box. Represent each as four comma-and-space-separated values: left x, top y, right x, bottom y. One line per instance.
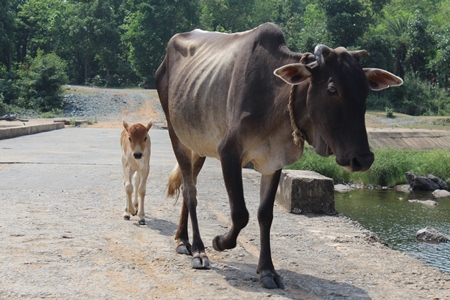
328, 82, 337, 94
144, 137, 147, 141
128, 137, 132, 142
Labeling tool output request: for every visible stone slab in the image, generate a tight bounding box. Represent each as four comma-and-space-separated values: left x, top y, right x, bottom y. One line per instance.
276, 170, 335, 214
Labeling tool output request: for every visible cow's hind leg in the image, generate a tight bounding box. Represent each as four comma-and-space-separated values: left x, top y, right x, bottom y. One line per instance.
175, 154, 206, 255
169, 131, 208, 268
257, 170, 284, 289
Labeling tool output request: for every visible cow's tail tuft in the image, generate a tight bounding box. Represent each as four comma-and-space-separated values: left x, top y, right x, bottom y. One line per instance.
167, 163, 182, 203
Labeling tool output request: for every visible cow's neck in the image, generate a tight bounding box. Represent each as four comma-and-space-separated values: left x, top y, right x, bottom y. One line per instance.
288, 84, 305, 148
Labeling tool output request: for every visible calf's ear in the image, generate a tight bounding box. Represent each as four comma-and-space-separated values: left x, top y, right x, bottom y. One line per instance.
123, 120, 129, 131
146, 120, 153, 132
364, 68, 403, 91
273, 63, 311, 85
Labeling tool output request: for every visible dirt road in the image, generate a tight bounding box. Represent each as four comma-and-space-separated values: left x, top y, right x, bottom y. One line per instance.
1, 125, 449, 299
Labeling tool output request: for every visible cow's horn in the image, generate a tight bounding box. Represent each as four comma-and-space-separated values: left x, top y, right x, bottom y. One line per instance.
314, 44, 332, 65
349, 50, 370, 61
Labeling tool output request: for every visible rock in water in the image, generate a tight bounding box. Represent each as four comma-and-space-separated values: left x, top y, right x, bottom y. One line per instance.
432, 189, 450, 198
416, 227, 450, 243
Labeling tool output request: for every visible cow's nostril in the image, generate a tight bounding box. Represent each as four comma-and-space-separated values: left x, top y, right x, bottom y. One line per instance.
351, 153, 374, 172
133, 152, 142, 159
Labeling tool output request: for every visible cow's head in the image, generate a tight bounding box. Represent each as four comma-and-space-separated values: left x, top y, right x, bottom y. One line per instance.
274, 45, 403, 172
123, 120, 152, 159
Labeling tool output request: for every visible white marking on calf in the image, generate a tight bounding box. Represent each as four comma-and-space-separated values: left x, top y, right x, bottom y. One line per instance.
120, 120, 152, 225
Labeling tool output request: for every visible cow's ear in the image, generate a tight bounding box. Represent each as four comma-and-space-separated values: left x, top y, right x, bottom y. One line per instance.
364, 68, 403, 91
146, 120, 153, 132
273, 63, 311, 85
123, 120, 129, 131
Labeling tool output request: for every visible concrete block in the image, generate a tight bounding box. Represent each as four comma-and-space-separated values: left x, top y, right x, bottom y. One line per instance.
0, 122, 64, 140
276, 170, 335, 214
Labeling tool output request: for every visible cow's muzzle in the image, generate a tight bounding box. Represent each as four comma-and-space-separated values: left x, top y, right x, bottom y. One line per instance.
339, 152, 374, 173
133, 152, 143, 159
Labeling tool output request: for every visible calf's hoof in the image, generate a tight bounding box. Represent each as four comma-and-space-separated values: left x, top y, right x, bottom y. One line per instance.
123, 215, 130, 221
192, 252, 209, 269
138, 219, 146, 225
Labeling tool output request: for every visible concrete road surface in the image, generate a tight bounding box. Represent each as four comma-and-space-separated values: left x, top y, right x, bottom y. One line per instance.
1, 128, 449, 299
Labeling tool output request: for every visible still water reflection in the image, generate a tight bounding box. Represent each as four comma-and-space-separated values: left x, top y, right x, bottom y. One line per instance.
335, 189, 450, 274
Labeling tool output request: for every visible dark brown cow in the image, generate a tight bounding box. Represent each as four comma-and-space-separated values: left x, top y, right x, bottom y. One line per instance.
155, 22, 402, 289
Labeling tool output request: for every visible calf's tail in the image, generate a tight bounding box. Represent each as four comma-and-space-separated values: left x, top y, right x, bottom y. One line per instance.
167, 163, 182, 201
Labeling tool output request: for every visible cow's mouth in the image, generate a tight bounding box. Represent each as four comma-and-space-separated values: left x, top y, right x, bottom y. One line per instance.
312, 135, 373, 172
314, 135, 333, 157
337, 153, 374, 173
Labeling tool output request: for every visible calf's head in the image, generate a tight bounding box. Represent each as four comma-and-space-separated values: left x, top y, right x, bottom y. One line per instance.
274, 45, 403, 172
123, 120, 152, 159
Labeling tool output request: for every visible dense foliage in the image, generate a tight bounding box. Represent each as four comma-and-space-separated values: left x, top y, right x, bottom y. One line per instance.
1, 0, 450, 113
286, 147, 450, 187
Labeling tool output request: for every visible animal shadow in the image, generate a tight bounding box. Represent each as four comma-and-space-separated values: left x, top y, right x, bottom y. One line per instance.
137, 216, 178, 237
212, 261, 371, 300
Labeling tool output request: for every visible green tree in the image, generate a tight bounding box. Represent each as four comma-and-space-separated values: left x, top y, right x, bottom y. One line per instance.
66, 0, 127, 86
18, 51, 68, 111
15, 0, 67, 63
405, 10, 435, 80
200, 0, 254, 32
319, 0, 372, 47
429, 27, 450, 89
0, 0, 16, 72
122, 0, 199, 87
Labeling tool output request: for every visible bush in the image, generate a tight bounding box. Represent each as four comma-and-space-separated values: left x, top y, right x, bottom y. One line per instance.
0, 93, 10, 116
373, 74, 450, 116
286, 148, 450, 187
285, 147, 351, 183
351, 149, 411, 186
385, 106, 394, 118
17, 51, 68, 112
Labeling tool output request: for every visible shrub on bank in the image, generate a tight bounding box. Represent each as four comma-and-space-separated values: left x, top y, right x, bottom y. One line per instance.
286, 147, 450, 187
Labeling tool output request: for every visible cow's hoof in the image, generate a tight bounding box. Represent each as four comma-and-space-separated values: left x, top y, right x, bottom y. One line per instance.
123, 215, 130, 221
176, 242, 191, 255
192, 252, 209, 269
212, 236, 224, 251
138, 219, 146, 225
212, 235, 236, 251
260, 273, 285, 289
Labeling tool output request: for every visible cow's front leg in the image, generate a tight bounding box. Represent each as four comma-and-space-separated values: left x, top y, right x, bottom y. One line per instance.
213, 150, 249, 252
257, 170, 284, 289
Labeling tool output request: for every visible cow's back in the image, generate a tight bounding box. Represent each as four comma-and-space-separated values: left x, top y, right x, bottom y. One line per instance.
156, 23, 300, 163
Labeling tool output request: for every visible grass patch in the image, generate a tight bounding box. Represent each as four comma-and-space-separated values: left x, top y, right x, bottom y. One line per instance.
285, 147, 450, 187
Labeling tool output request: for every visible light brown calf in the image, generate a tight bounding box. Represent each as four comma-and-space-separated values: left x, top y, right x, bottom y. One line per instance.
120, 120, 152, 225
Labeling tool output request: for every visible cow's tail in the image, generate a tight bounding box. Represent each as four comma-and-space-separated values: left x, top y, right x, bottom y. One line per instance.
167, 163, 182, 203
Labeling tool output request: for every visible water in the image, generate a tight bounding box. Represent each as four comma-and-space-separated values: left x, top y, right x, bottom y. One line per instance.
334, 189, 450, 275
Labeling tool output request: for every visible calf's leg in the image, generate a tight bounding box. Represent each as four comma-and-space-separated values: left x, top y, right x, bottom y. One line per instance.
136, 169, 148, 225
123, 168, 136, 220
